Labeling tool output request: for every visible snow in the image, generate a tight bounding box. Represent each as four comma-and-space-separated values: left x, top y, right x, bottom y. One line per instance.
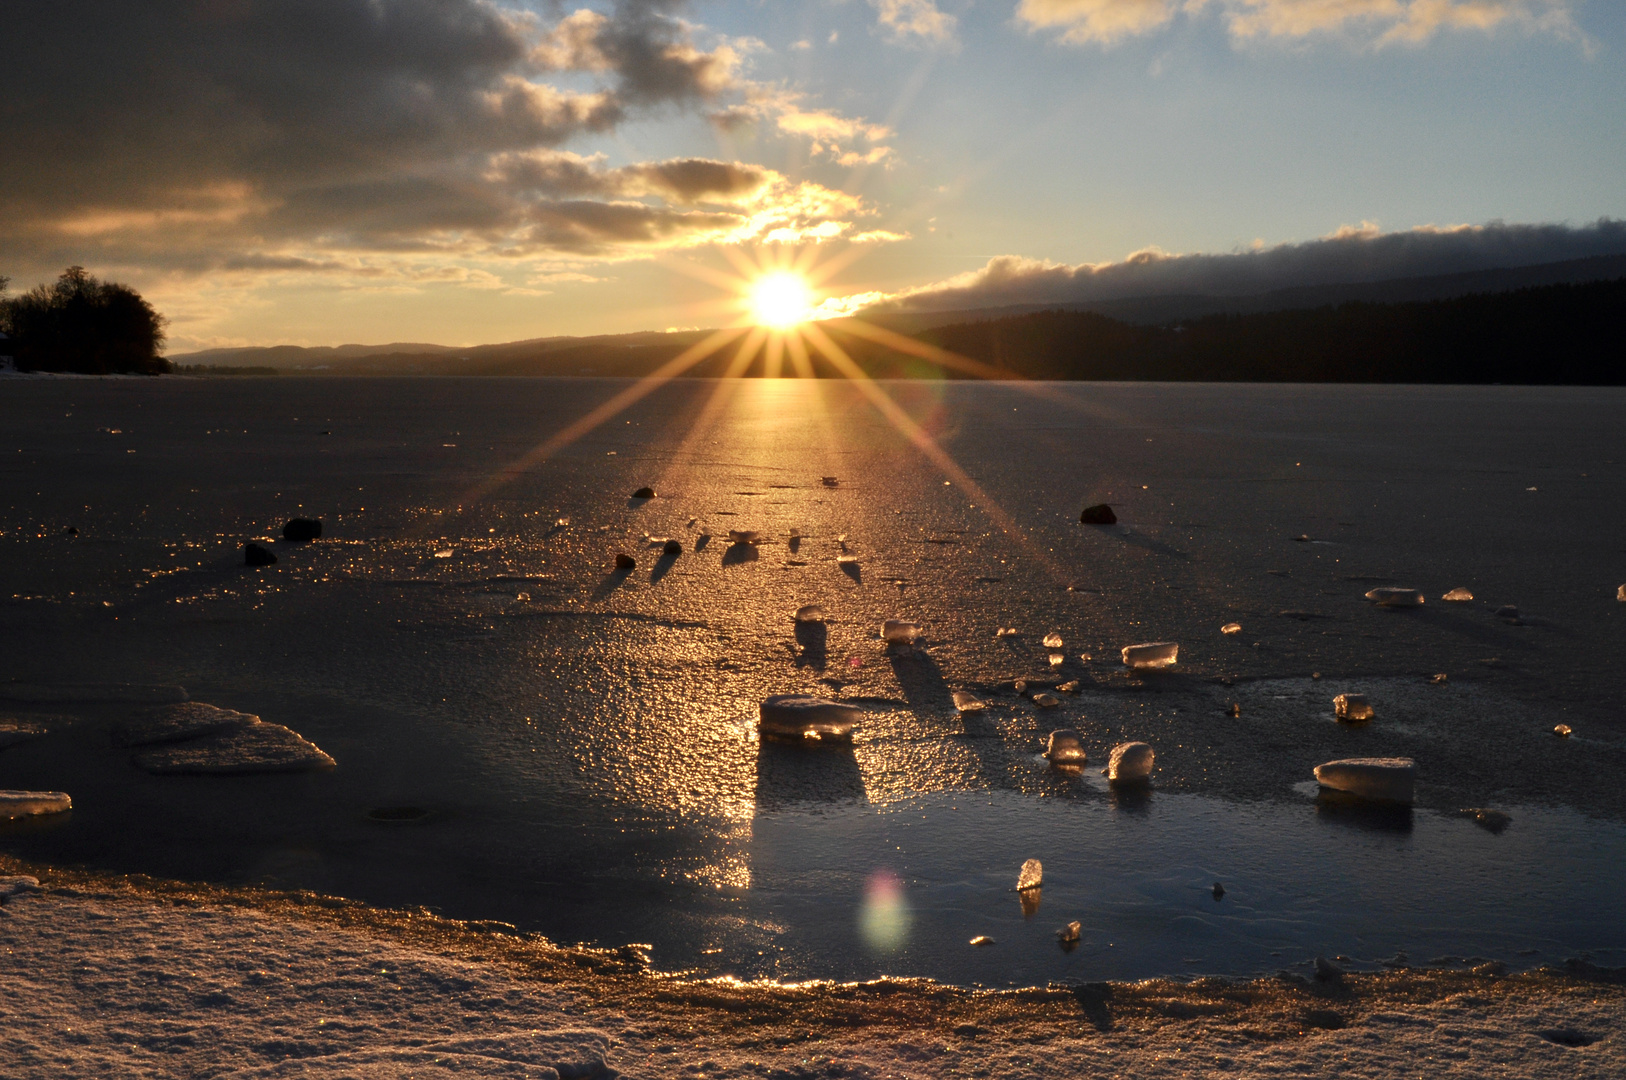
1315, 757, 1417, 804
0, 875, 1622, 1079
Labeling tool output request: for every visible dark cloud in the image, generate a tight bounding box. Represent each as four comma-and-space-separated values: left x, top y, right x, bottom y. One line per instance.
885, 219, 1626, 310
523, 200, 743, 253
0, 0, 752, 274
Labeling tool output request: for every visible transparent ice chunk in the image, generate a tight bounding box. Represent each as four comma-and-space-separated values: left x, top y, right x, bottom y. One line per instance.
1618, 584, 1625, 602
1031, 692, 1060, 708
1221, 622, 1242, 635
837, 555, 858, 566
1107, 741, 1155, 784
1057, 921, 1082, 944
1366, 587, 1424, 607
1121, 642, 1178, 669
1334, 693, 1374, 723
728, 530, 763, 545
758, 695, 862, 741
1554, 724, 1572, 738
1048, 652, 1064, 667
1314, 757, 1415, 804
1042, 633, 1063, 649
952, 690, 986, 712
794, 603, 827, 623
969, 935, 994, 947
995, 627, 1018, 638
1043, 729, 1086, 763
882, 619, 922, 644
1442, 588, 1474, 601
1017, 859, 1042, 892
0, 790, 71, 818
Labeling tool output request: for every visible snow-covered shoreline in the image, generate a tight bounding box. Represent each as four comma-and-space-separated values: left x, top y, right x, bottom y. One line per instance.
2, 859, 1621, 1079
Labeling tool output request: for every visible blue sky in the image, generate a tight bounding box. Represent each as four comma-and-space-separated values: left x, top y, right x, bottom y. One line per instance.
4, 1, 1623, 350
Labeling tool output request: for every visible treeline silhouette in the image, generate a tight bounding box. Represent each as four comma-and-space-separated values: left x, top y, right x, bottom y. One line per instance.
0, 267, 169, 375
895, 277, 1626, 383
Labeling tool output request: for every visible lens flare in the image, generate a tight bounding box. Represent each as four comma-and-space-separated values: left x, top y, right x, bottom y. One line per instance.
747, 271, 814, 329
858, 869, 912, 952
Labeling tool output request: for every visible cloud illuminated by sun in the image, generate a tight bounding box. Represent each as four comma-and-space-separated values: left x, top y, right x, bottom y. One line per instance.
746, 271, 815, 328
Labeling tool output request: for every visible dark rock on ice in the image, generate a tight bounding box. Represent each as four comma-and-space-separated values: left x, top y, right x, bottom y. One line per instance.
662, 539, 682, 555
1456, 807, 1511, 833
244, 542, 277, 566
614, 553, 637, 570
1212, 882, 1225, 900
632, 486, 656, 499
282, 518, 322, 542
1080, 503, 1117, 525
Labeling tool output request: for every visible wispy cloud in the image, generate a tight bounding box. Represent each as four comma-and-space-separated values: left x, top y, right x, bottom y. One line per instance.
855, 219, 1626, 310
1018, 0, 1583, 47
870, 0, 960, 46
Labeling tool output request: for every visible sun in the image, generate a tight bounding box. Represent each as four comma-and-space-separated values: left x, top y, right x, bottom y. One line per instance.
746, 271, 814, 329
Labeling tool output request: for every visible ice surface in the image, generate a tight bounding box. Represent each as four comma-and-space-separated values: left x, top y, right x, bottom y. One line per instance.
951, 690, 986, 712
1366, 587, 1425, 607
794, 604, 827, 623
1121, 642, 1178, 669
134, 723, 337, 774
1031, 692, 1059, 708
1107, 741, 1155, 784
113, 702, 259, 747
1443, 588, 1474, 601
0, 790, 72, 817
1016, 858, 1042, 891
1042, 633, 1063, 649
1221, 622, 1242, 635
0, 683, 187, 704
1334, 693, 1374, 723
1043, 729, 1086, 764
758, 695, 862, 741
1314, 757, 1416, 803
728, 530, 764, 545
882, 619, 922, 644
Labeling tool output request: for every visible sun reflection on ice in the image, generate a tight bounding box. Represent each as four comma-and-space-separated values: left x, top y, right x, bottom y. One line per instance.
858, 869, 912, 951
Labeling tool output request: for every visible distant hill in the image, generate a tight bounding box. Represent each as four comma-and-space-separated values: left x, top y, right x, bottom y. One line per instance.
163, 257, 1626, 384
914, 277, 1626, 384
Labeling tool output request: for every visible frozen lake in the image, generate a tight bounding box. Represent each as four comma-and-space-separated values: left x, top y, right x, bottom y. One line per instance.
1, 376, 1623, 985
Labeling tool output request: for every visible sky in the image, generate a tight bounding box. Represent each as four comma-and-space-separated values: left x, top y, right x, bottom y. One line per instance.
5, 0, 1625, 352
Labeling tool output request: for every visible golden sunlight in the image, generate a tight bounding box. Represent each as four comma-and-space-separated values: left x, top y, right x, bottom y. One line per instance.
746, 271, 814, 329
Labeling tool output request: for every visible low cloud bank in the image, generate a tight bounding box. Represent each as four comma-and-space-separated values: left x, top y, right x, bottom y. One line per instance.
874, 219, 1626, 311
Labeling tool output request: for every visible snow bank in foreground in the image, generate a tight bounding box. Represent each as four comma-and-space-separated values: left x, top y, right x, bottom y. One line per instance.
0, 866, 1620, 1079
